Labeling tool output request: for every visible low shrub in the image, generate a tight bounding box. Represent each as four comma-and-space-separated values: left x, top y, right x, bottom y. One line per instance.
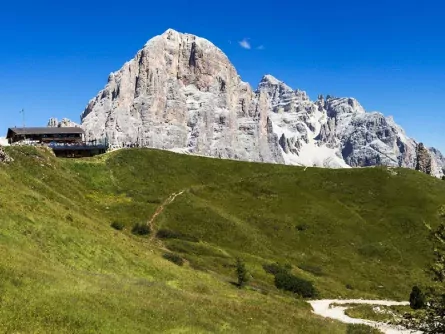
274, 272, 317, 298
409, 286, 425, 310
111, 221, 125, 231
296, 224, 309, 231
263, 262, 292, 275
156, 229, 199, 242
156, 229, 178, 239
147, 198, 162, 204
131, 223, 151, 236
163, 253, 184, 266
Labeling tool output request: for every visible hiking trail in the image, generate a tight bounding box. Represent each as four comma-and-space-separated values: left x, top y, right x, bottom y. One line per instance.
308, 299, 422, 334
148, 190, 185, 240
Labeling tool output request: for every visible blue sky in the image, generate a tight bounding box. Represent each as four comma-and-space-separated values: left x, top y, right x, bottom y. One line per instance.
1, 0, 444, 150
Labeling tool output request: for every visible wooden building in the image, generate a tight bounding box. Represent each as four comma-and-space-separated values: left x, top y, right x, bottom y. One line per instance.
6, 127, 108, 158
6, 127, 84, 144
48, 140, 108, 158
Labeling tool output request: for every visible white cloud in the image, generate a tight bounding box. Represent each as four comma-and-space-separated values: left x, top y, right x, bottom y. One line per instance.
257, 45, 265, 50
238, 38, 251, 50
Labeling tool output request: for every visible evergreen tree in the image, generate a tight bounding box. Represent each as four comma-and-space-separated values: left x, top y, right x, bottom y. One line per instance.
403, 223, 445, 333
236, 258, 249, 288
409, 286, 425, 310
421, 223, 445, 333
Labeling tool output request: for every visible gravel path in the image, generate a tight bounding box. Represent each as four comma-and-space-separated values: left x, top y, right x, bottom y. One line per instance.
308, 299, 422, 334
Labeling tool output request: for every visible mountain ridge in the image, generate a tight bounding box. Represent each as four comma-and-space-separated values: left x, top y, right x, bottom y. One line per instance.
80, 28, 444, 177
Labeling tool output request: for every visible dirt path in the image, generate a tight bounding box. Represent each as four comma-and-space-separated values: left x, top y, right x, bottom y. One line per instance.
308, 299, 422, 334
148, 190, 185, 241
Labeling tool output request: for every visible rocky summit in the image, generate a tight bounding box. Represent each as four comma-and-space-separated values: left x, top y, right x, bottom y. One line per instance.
48, 118, 80, 128
80, 29, 444, 177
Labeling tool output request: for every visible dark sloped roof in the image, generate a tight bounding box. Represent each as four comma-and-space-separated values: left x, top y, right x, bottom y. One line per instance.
7, 127, 84, 138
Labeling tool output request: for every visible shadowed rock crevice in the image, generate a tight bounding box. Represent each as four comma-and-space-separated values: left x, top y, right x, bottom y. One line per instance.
189, 42, 197, 68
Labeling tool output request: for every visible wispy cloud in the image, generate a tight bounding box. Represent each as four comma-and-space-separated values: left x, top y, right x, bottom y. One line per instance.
256, 45, 265, 50
238, 38, 251, 50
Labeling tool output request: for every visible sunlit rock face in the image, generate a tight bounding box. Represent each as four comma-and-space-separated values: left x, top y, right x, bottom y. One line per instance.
80, 29, 444, 177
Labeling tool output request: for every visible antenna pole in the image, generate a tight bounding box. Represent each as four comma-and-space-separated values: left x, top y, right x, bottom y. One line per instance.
20, 109, 26, 140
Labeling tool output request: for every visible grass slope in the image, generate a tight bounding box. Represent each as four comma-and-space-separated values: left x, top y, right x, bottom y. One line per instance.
344, 304, 412, 323
0, 146, 444, 333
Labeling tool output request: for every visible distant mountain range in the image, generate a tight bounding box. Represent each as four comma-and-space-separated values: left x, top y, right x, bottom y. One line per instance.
78, 29, 444, 177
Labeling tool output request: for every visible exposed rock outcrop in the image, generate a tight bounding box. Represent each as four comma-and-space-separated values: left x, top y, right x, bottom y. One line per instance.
429, 147, 445, 175
416, 143, 433, 175
48, 118, 80, 128
81, 29, 281, 162
80, 29, 444, 177
0, 147, 13, 163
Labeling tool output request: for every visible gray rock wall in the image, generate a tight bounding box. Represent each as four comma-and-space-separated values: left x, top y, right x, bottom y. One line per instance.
80, 29, 444, 177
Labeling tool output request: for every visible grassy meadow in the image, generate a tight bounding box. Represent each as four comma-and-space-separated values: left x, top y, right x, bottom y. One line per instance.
0, 146, 444, 333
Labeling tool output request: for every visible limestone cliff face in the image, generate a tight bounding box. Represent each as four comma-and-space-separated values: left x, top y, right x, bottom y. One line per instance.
80, 29, 444, 177
81, 29, 282, 163
429, 147, 445, 175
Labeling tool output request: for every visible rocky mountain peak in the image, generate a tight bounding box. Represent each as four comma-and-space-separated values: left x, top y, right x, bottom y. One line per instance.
80, 29, 444, 177
48, 118, 80, 128
325, 97, 365, 118
258, 74, 293, 93
162, 28, 179, 36
47, 118, 58, 127
260, 74, 292, 88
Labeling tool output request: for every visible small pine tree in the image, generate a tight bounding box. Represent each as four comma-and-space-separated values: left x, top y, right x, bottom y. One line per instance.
422, 223, 445, 333
409, 286, 425, 310
401, 223, 445, 333
236, 258, 249, 288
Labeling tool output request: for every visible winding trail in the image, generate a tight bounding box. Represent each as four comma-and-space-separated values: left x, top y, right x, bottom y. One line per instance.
148, 190, 185, 241
308, 300, 422, 334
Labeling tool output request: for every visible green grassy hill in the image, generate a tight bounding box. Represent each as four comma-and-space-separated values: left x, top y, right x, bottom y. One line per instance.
0, 146, 443, 333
